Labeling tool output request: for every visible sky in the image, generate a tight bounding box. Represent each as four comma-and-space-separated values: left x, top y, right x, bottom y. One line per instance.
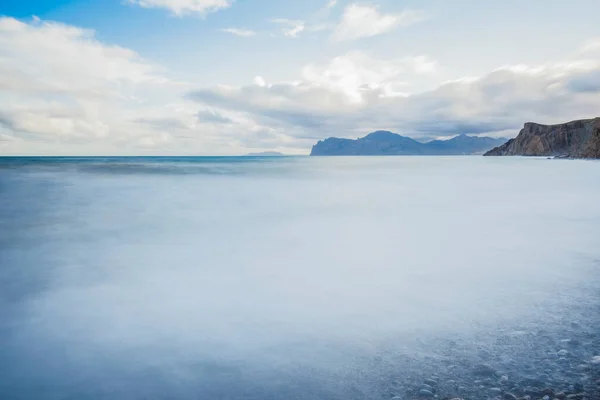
0, 0, 599, 155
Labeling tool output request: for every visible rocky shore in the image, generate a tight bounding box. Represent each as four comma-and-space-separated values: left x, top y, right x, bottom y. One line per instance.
376, 322, 600, 400
358, 283, 600, 400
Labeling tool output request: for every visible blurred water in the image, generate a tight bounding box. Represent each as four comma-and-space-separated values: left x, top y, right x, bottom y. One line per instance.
0, 156, 599, 399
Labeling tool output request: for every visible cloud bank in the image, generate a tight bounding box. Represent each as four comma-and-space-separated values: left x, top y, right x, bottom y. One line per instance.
0, 17, 181, 150
188, 53, 600, 141
1, 17, 600, 154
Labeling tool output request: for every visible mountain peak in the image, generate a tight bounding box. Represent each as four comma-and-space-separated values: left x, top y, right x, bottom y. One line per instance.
449, 134, 472, 141
364, 130, 400, 139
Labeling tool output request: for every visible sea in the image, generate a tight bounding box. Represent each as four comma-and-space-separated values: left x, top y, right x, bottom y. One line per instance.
0, 156, 599, 399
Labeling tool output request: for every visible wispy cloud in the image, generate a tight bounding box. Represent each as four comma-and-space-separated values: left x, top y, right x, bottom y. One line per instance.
221, 28, 256, 37
126, 0, 232, 17
331, 4, 425, 42
272, 18, 305, 38
325, 0, 337, 9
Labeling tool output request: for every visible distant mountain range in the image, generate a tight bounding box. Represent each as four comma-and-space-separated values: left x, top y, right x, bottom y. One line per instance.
310, 131, 508, 156
485, 117, 600, 158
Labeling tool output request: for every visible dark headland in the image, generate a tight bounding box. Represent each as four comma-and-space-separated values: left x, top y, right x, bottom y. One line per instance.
484, 117, 600, 158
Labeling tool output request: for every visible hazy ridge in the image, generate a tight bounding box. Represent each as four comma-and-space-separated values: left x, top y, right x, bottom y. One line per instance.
311, 131, 507, 156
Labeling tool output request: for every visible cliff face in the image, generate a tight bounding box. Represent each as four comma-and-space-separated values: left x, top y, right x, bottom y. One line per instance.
581, 124, 600, 158
484, 118, 600, 158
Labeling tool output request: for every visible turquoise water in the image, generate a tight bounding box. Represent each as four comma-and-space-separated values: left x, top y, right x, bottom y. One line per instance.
1, 156, 599, 399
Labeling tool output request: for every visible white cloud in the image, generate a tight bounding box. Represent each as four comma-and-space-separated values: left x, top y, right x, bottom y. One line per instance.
4, 15, 600, 155
188, 52, 600, 141
272, 19, 305, 38
253, 76, 267, 87
0, 17, 311, 155
126, 0, 231, 16
0, 17, 204, 153
221, 28, 256, 37
0, 18, 166, 95
301, 51, 436, 102
331, 4, 425, 42
325, 0, 337, 9
285, 24, 305, 38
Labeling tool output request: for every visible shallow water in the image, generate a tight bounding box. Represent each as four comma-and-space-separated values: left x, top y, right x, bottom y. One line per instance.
1, 156, 599, 399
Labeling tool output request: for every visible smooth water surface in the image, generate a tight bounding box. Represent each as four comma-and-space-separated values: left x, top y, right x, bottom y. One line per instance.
1, 156, 599, 399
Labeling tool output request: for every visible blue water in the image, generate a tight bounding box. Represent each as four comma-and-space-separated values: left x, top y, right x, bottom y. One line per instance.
1, 156, 599, 399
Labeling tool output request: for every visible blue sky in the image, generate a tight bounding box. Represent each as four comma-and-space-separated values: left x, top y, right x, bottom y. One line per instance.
0, 0, 599, 154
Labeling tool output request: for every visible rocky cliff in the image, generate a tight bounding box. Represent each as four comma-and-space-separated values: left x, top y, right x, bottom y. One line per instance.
484, 118, 600, 158
581, 123, 600, 158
